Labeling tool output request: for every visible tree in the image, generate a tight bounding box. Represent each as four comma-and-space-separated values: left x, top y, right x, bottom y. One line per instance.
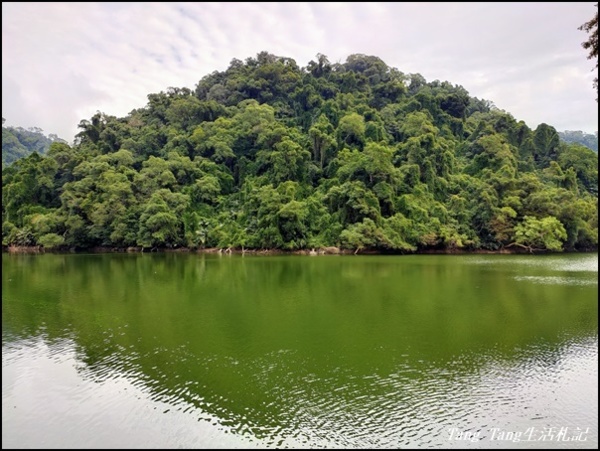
558, 143, 598, 195
579, 4, 598, 100
336, 113, 366, 149
308, 114, 336, 169
514, 216, 567, 252
532, 123, 560, 168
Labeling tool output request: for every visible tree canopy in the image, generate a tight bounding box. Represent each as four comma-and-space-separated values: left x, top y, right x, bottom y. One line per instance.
2, 52, 598, 253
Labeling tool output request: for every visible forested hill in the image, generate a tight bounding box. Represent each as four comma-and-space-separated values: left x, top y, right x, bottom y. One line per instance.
2, 118, 65, 167
2, 52, 598, 252
558, 130, 598, 152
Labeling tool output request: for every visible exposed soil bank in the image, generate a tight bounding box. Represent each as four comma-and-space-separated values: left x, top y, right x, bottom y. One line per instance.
5, 245, 596, 255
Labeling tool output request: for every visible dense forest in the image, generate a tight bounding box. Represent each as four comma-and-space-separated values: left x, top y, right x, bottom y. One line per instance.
558, 130, 598, 152
2, 118, 65, 167
2, 52, 598, 253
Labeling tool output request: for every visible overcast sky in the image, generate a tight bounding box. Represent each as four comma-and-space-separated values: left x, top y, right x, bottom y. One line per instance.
2, 2, 598, 143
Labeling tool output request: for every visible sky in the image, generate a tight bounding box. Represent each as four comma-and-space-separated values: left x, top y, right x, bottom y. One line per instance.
2, 2, 598, 143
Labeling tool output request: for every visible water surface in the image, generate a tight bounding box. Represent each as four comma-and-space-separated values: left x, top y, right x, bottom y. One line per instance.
2, 253, 598, 448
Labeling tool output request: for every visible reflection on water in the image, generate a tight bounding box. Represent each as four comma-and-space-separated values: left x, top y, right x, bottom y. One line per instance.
2, 253, 598, 448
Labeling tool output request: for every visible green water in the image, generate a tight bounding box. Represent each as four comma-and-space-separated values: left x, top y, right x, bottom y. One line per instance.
2, 253, 598, 448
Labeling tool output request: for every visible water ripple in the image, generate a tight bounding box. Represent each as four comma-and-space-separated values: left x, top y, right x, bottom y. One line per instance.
514, 275, 597, 286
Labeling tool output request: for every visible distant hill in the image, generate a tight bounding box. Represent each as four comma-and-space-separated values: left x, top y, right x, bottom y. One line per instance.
2, 118, 66, 166
558, 130, 598, 152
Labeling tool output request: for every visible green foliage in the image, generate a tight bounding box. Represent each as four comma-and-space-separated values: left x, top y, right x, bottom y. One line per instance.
308, 114, 336, 169
37, 233, 65, 249
558, 143, 598, 195
514, 216, 567, 251
337, 113, 366, 149
532, 123, 560, 168
2, 52, 598, 253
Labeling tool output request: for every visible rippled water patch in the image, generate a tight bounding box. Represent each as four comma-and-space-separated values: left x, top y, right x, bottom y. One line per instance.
3, 334, 597, 449
466, 254, 598, 273
514, 275, 597, 286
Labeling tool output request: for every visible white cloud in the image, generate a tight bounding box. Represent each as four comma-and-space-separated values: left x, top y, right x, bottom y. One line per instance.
2, 2, 598, 143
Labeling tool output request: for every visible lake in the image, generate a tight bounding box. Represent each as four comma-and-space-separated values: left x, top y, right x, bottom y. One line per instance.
2, 252, 597, 448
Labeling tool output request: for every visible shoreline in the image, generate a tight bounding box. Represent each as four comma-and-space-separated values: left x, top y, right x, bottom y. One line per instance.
3, 245, 597, 255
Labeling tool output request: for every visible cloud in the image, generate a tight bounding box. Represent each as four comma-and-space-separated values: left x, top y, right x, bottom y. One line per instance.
2, 2, 598, 143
